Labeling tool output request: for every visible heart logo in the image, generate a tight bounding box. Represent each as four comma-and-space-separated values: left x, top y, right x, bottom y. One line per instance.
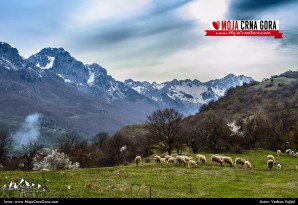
212, 21, 220, 30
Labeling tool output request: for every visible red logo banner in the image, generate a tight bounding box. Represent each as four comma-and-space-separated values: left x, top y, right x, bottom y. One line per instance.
205, 30, 283, 38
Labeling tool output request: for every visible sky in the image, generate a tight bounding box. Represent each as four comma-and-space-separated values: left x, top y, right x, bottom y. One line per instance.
0, 0, 297, 83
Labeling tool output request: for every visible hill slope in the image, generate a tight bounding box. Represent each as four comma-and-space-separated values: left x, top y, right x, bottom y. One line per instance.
182, 70, 298, 151
0, 64, 158, 137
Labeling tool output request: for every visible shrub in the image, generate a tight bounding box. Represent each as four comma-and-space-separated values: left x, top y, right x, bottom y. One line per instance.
33, 149, 80, 170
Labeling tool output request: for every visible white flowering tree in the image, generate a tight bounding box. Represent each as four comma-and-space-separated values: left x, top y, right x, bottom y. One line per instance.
120, 145, 127, 153
227, 121, 243, 137
33, 149, 79, 170
120, 145, 127, 163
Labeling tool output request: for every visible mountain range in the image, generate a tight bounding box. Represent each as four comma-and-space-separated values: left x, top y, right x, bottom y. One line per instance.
0, 42, 254, 136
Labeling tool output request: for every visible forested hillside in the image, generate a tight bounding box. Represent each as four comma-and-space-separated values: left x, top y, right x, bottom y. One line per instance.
183, 70, 298, 153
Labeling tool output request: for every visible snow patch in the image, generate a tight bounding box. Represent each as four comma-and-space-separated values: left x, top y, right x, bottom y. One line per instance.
87, 72, 95, 85
154, 83, 165, 90
132, 86, 143, 93
37, 56, 55, 69
169, 84, 208, 103
152, 97, 159, 101
1, 57, 11, 64
211, 86, 225, 96
107, 84, 126, 100
45, 56, 55, 69
36, 63, 42, 69
64, 79, 73, 83
57, 74, 74, 84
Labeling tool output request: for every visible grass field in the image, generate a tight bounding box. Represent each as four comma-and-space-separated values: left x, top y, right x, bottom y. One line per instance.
0, 149, 297, 198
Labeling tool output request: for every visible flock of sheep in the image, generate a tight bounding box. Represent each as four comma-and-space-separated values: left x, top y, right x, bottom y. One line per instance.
134, 154, 252, 169
273, 149, 298, 171
134, 148, 298, 170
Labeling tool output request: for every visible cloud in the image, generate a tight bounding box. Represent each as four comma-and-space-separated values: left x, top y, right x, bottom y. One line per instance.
228, 0, 297, 19
182, 0, 230, 25
0, 0, 297, 83
59, 0, 298, 83
0, 0, 82, 57
65, 0, 200, 75
69, 0, 150, 28
69, 0, 194, 46
121, 36, 296, 83
227, 0, 298, 52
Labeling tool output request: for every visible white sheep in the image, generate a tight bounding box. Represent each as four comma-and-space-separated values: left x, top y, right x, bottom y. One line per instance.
160, 158, 166, 165
200, 155, 206, 164
154, 155, 161, 165
277, 164, 282, 170
196, 154, 206, 164
176, 156, 187, 166
277, 150, 282, 156
289, 151, 295, 156
285, 149, 291, 155
267, 155, 275, 162
40, 168, 50, 173
164, 155, 172, 162
154, 155, 166, 166
188, 160, 197, 168
135, 156, 142, 167
211, 155, 223, 165
295, 152, 298, 157
243, 160, 252, 169
166, 156, 177, 165
235, 157, 246, 168
222, 156, 233, 167
267, 159, 274, 170
183, 156, 191, 163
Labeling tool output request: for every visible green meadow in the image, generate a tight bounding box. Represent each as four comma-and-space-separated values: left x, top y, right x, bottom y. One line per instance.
0, 149, 297, 198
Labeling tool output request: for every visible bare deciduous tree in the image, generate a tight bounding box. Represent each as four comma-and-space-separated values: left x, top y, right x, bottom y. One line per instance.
146, 108, 183, 155
92, 132, 109, 149
20, 139, 43, 171
102, 133, 128, 166
58, 131, 80, 156
200, 111, 230, 151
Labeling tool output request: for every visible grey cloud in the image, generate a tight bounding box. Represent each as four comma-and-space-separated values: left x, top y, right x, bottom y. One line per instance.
89, 16, 196, 46
143, 0, 191, 17
227, 0, 298, 52
70, 0, 199, 65
227, 0, 297, 19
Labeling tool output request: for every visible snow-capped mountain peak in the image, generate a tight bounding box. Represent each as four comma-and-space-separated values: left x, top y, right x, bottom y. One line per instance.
1, 42, 255, 116
27, 47, 68, 70
124, 75, 254, 115
0, 42, 26, 70
25, 46, 146, 103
